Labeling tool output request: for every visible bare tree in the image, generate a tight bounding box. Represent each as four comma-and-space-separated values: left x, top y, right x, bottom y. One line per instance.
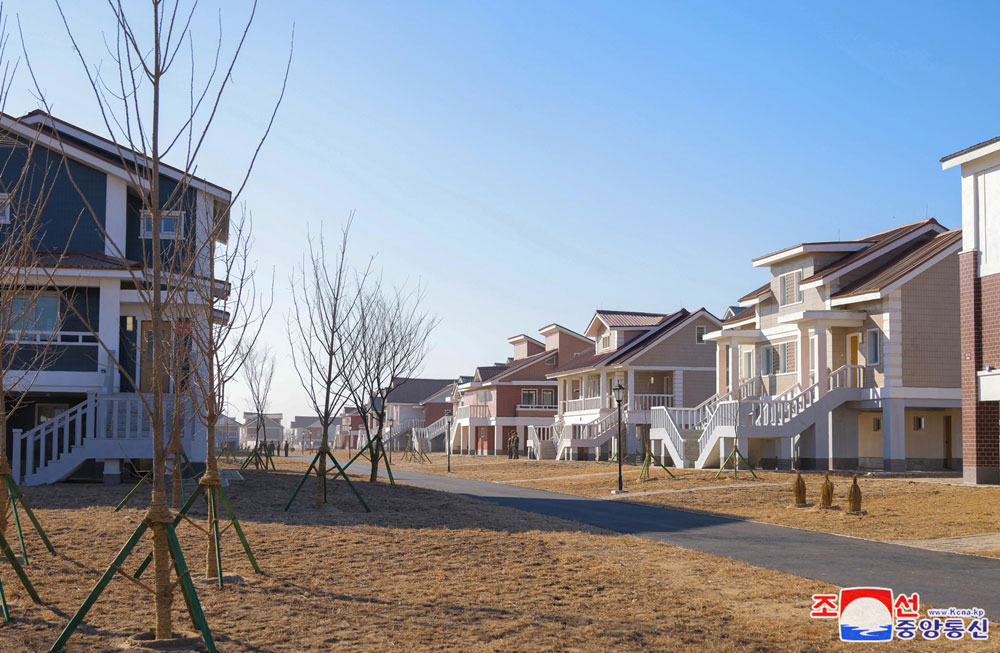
240, 343, 276, 469
178, 205, 271, 578
19, 0, 292, 643
340, 281, 438, 483
287, 219, 365, 508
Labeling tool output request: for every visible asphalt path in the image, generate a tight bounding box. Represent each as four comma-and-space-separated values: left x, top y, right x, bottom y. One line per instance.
344, 459, 1000, 617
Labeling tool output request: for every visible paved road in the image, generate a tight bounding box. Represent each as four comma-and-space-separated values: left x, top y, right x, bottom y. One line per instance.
360, 462, 1000, 617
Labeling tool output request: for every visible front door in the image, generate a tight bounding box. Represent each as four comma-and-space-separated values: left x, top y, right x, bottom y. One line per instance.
944, 415, 953, 470
139, 320, 172, 393
848, 334, 861, 387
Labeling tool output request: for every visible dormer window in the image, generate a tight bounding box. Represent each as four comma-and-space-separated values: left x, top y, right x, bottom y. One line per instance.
141, 210, 184, 240
600, 333, 611, 350
778, 270, 804, 306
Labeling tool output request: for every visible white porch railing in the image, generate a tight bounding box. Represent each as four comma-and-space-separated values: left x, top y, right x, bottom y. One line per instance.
454, 404, 491, 420
631, 394, 673, 411
738, 376, 765, 399
562, 397, 602, 412
3, 330, 100, 345
697, 400, 739, 458
516, 404, 558, 411
667, 392, 723, 430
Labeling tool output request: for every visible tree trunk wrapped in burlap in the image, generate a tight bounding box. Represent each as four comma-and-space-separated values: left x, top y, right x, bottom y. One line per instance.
848, 475, 862, 513
793, 470, 807, 506
819, 472, 834, 508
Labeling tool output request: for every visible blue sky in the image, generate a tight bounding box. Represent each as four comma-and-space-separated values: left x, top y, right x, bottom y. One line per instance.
7, 1, 992, 420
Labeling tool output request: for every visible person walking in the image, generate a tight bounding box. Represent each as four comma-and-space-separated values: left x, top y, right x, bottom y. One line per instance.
512, 430, 520, 460
284, 441, 289, 457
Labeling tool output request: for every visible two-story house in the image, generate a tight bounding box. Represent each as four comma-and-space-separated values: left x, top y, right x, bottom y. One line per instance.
240, 413, 283, 448
376, 377, 452, 450
943, 137, 1000, 484
448, 324, 593, 456
667, 219, 962, 472
3, 111, 228, 485
546, 308, 720, 461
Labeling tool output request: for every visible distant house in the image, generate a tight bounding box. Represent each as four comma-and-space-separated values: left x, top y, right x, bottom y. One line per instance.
375, 377, 453, 450
240, 413, 284, 448
336, 407, 365, 449
449, 324, 592, 456
289, 415, 322, 449
216, 415, 242, 451
548, 309, 720, 461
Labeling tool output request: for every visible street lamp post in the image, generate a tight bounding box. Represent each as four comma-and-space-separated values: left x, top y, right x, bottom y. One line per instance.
445, 410, 453, 473
387, 416, 394, 463
612, 382, 627, 495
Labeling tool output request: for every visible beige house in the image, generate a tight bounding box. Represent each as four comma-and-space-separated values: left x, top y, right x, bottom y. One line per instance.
656, 219, 962, 471
544, 308, 721, 461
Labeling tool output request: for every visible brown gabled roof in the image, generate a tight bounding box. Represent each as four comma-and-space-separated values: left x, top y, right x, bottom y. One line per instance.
486, 350, 555, 383
723, 305, 755, 325
594, 310, 669, 328
549, 310, 693, 375
801, 219, 943, 285
737, 282, 771, 303
475, 364, 509, 381
832, 229, 962, 299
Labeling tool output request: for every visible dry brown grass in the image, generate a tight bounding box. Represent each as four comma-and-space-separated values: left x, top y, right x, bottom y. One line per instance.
0, 456, 981, 651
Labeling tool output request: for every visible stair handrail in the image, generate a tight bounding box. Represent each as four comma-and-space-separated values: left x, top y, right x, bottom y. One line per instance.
696, 399, 739, 459
829, 364, 866, 390
12, 394, 97, 484
668, 392, 721, 430
741, 380, 818, 428
650, 406, 685, 463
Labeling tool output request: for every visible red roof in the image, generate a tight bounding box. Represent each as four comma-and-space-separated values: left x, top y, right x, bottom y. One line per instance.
594, 310, 670, 328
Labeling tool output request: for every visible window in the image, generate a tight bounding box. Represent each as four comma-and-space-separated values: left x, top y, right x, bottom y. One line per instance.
742, 350, 753, 378
600, 333, 611, 350
10, 294, 59, 334
809, 335, 817, 374
0, 193, 9, 224
914, 416, 925, 431
866, 328, 881, 365
140, 210, 184, 239
541, 389, 554, 406
695, 325, 706, 344
521, 389, 537, 406
778, 270, 804, 306
873, 417, 882, 432
545, 356, 556, 365
763, 342, 796, 374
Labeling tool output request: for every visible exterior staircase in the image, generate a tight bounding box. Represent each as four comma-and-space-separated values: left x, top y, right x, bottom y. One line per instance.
412, 415, 451, 452
527, 423, 558, 460
12, 393, 199, 486
650, 365, 869, 469
553, 411, 622, 461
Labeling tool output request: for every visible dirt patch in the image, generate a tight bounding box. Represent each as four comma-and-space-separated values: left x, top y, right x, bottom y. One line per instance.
0, 457, 981, 651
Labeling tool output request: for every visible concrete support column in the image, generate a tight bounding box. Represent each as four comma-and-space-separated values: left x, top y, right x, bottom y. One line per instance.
798, 326, 811, 390
882, 400, 906, 472
103, 459, 121, 484
98, 279, 121, 393
599, 371, 607, 409
777, 437, 793, 470
828, 405, 859, 470
816, 324, 829, 398
716, 343, 728, 396
728, 342, 740, 397
798, 420, 829, 471
627, 368, 635, 411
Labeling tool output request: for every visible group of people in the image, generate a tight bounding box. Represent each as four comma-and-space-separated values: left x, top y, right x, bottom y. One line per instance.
506, 429, 520, 459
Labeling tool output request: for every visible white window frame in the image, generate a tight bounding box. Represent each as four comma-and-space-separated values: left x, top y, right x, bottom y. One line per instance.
521, 388, 537, 406
600, 333, 611, 350
866, 328, 881, 366
140, 209, 185, 240
914, 416, 925, 431
541, 389, 554, 407
809, 334, 817, 375
763, 342, 795, 375
778, 270, 804, 307
9, 293, 60, 336
742, 350, 753, 378
695, 325, 706, 344
0, 193, 9, 224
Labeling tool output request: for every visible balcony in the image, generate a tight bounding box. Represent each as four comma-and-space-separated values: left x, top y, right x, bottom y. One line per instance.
562, 397, 602, 413
516, 404, 557, 411
454, 404, 491, 420
631, 394, 673, 411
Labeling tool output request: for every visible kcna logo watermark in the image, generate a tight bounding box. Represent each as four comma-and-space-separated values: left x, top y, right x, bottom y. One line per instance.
810, 588, 988, 642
